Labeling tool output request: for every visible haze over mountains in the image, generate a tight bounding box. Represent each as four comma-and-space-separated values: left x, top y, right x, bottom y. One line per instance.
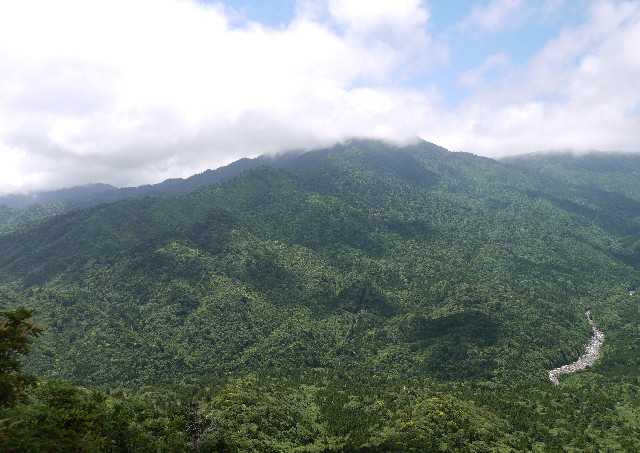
1, 139, 640, 450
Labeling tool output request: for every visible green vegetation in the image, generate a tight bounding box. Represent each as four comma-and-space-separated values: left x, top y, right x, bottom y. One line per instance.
2, 140, 640, 450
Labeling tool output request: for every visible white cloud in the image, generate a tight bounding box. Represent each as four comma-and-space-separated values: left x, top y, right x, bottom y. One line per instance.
0, 0, 442, 194
542, 0, 567, 15
432, 0, 640, 156
456, 0, 568, 34
458, 53, 509, 88
0, 0, 639, 194
458, 0, 527, 34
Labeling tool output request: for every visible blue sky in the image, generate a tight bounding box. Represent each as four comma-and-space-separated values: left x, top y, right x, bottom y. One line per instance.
0, 0, 639, 193
217, 0, 297, 26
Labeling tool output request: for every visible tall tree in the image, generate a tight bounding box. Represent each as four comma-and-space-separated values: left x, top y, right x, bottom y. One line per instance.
0, 309, 43, 407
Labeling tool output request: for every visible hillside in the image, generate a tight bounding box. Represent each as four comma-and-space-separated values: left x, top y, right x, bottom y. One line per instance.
502, 151, 640, 269
501, 151, 640, 203
2, 140, 640, 451
0, 153, 281, 235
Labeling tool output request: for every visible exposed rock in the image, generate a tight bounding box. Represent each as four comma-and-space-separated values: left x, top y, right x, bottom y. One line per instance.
548, 310, 604, 386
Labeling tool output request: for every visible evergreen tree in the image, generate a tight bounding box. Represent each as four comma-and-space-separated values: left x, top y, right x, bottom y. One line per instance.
0, 309, 42, 407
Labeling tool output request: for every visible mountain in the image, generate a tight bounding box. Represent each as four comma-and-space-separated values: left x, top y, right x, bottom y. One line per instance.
0, 152, 288, 234
501, 150, 640, 201
0, 146, 340, 210
502, 151, 640, 268
0, 142, 379, 236
0, 183, 119, 209
1, 140, 640, 451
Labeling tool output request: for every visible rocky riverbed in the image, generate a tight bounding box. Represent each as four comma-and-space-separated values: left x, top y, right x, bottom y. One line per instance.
548, 310, 604, 386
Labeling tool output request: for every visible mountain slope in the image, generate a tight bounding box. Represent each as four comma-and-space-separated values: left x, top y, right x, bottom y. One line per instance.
502, 151, 640, 268
0, 139, 637, 383
0, 151, 284, 235
1, 140, 640, 450
501, 151, 640, 203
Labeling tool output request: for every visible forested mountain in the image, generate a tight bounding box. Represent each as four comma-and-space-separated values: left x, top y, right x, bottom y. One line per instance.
502, 151, 640, 204
502, 151, 640, 270
0, 152, 284, 235
2, 140, 640, 451
0, 158, 268, 210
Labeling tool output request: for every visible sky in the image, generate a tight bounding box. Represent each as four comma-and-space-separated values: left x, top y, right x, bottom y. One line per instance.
1, 0, 640, 194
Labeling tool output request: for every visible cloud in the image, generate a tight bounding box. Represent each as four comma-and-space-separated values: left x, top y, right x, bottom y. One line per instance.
0, 0, 639, 194
0, 0, 445, 194
457, 0, 528, 34
434, 0, 640, 156
541, 0, 567, 15
458, 53, 509, 88
456, 0, 568, 34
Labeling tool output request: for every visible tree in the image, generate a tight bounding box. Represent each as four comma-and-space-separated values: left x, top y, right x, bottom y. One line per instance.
0, 309, 43, 407
184, 399, 215, 453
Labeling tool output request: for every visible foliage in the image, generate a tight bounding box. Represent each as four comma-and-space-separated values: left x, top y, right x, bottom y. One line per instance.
1, 140, 640, 450
0, 308, 42, 407
0, 380, 189, 452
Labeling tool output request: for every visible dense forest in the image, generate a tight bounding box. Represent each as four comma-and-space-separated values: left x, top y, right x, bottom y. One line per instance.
2, 140, 640, 451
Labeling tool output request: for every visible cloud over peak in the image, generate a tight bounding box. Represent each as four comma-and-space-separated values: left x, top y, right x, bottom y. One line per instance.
0, 0, 442, 193
0, 0, 639, 194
